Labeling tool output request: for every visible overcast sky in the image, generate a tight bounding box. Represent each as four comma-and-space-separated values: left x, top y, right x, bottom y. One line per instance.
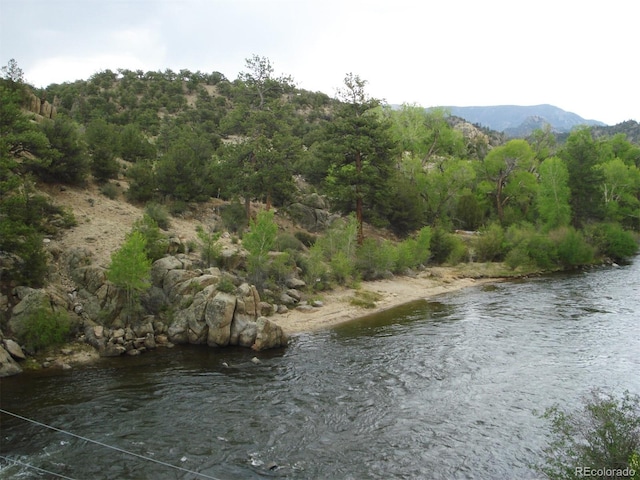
1, 0, 638, 125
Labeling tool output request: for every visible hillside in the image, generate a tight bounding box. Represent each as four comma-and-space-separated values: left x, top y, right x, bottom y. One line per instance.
441, 104, 606, 137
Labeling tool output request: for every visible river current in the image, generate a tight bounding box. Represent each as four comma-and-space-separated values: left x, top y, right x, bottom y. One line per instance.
1, 260, 639, 479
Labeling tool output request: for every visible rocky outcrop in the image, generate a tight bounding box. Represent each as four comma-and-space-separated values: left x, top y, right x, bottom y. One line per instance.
0, 252, 289, 376
286, 193, 337, 232
0, 344, 22, 377
26, 92, 57, 119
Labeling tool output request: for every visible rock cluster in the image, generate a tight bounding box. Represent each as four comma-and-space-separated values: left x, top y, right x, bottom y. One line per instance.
0, 250, 292, 376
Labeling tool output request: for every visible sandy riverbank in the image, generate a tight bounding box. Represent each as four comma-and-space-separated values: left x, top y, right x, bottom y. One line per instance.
273, 267, 502, 335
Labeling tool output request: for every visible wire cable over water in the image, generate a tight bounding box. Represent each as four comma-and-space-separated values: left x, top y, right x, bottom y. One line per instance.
0, 408, 223, 480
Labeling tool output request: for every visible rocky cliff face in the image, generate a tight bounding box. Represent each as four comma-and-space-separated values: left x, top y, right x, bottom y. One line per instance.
0, 248, 289, 377
25, 91, 57, 119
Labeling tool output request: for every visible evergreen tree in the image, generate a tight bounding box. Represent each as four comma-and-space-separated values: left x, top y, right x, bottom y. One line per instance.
559, 128, 605, 226
319, 73, 397, 244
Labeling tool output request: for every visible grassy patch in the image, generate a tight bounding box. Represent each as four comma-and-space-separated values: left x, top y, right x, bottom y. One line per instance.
349, 289, 383, 309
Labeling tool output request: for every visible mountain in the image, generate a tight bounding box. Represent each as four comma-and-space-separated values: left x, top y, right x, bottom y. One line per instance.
439, 104, 606, 137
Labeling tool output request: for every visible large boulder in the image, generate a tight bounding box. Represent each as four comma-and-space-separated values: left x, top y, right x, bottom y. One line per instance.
252, 317, 288, 351
0, 345, 22, 377
170, 285, 217, 345
206, 292, 237, 347
3, 339, 26, 360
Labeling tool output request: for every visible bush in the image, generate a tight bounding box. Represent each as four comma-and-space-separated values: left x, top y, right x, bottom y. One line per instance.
537, 389, 640, 480
275, 232, 305, 252
132, 214, 168, 262
144, 202, 171, 230
294, 230, 317, 248
196, 225, 221, 267
588, 223, 639, 263
216, 277, 236, 294
552, 227, 594, 267
19, 306, 71, 352
356, 238, 396, 280
474, 223, 506, 262
430, 227, 466, 265
100, 182, 119, 199
220, 201, 247, 233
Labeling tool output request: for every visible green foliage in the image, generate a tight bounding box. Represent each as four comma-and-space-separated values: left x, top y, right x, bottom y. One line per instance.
349, 289, 382, 309
310, 216, 359, 285
356, 238, 397, 280
560, 128, 605, 226
319, 74, 397, 242
131, 214, 168, 262
38, 115, 89, 184
216, 277, 236, 294
99, 182, 119, 199
125, 159, 156, 203
504, 224, 558, 270
474, 223, 506, 262
19, 305, 71, 352
538, 156, 572, 229
430, 227, 466, 265
587, 223, 639, 262
107, 230, 152, 322
119, 123, 155, 162
537, 389, 640, 480
551, 226, 594, 267
144, 202, 171, 230
86, 118, 120, 182
219, 200, 248, 233
275, 232, 305, 252
243, 210, 278, 288
196, 225, 222, 267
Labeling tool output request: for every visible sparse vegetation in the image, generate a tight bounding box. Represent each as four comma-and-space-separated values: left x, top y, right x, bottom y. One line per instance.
537, 389, 640, 480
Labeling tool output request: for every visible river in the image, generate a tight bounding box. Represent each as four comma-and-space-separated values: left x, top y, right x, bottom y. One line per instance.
1, 260, 639, 479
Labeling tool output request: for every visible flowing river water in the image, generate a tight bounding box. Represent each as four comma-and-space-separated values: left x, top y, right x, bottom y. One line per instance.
1, 260, 639, 479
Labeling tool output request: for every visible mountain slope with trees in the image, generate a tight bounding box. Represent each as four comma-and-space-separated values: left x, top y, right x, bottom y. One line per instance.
1, 57, 639, 361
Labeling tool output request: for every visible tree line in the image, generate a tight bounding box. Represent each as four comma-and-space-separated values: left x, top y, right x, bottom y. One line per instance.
1, 56, 639, 289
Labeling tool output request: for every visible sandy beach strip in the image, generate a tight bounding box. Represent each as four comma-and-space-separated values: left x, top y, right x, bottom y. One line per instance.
273, 268, 502, 335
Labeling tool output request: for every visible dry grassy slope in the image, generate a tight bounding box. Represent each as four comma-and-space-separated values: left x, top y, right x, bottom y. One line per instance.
42, 182, 202, 269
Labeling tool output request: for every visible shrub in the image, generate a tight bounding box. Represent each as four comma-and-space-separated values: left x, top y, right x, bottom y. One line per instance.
474, 223, 506, 262
220, 201, 247, 233
356, 238, 396, 280
537, 389, 640, 480
430, 227, 465, 265
301, 245, 330, 291
144, 202, 171, 230
588, 223, 639, 263
100, 182, 119, 199
275, 232, 305, 252
132, 214, 168, 262
551, 227, 594, 267
196, 225, 221, 267
330, 251, 355, 285
294, 230, 317, 248
216, 277, 236, 294
168, 200, 189, 216
20, 305, 71, 352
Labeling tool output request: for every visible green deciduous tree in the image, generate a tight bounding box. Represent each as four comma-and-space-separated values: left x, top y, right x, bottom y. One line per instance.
107, 230, 152, 322
478, 139, 536, 224
243, 209, 278, 289
537, 390, 640, 480
537, 156, 571, 229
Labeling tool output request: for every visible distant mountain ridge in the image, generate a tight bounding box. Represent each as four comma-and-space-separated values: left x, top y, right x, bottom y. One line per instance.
439, 104, 606, 137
